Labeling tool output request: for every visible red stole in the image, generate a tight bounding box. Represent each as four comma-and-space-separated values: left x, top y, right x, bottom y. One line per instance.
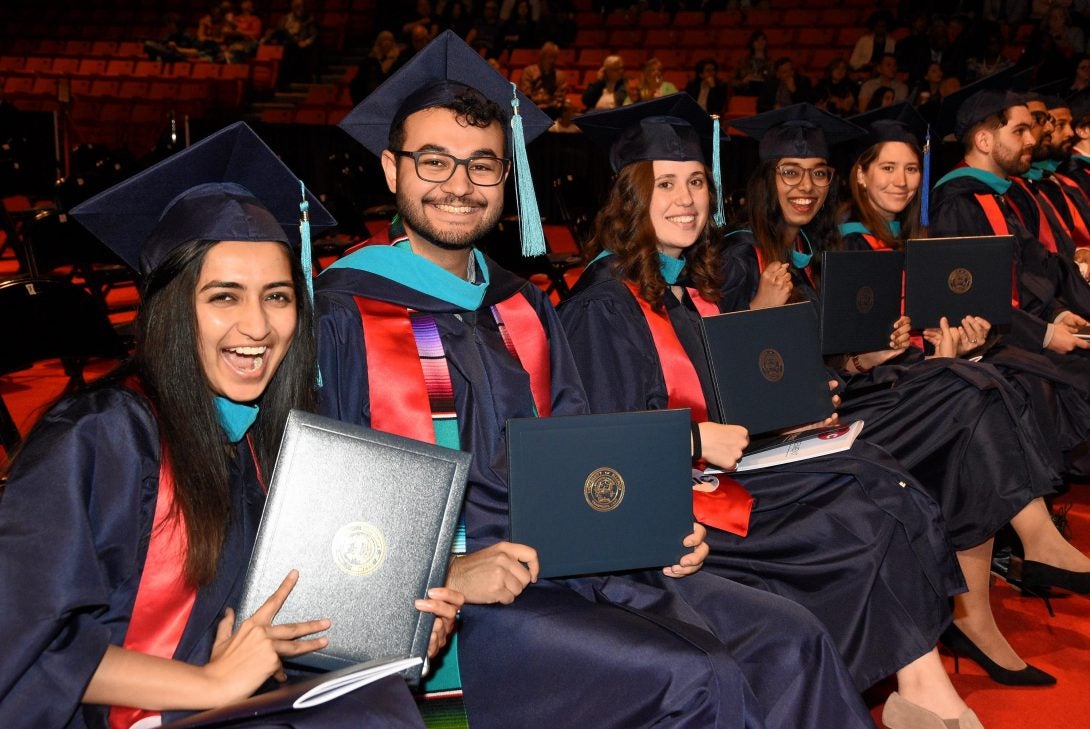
1010, 177, 1060, 253
973, 193, 1022, 308
354, 290, 552, 444
108, 450, 196, 729
1052, 175, 1090, 248
624, 281, 754, 537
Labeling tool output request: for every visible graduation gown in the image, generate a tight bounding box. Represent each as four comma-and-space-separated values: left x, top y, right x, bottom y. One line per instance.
559, 254, 962, 691
721, 229, 1061, 550
0, 385, 424, 729
315, 231, 875, 729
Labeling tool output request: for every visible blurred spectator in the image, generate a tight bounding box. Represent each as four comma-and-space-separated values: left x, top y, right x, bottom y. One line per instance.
501, 1, 539, 54
401, 0, 439, 42
864, 86, 896, 111
519, 42, 569, 118
225, 0, 262, 61
684, 58, 729, 115
267, 0, 320, 85
501, 0, 541, 21
965, 27, 1014, 81
197, 2, 233, 62
1068, 54, 1090, 95
466, 1, 504, 57
849, 10, 896, 71
1045, 6, 1086, 55
858, 54, 908, 112
145, 13, 201, 62
757, 58, 814, 112
1027, 6, 1085, 80
350, 30, 406, 105
582, 55, 629, 110
813, 58, 858, 116
730, 31, 773, 96
635, 58, 677, 101
441, 2, 474, 38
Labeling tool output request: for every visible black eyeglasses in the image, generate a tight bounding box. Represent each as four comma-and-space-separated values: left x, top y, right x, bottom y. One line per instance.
391, 150, 510, 186
776, 164, 835, 188
1031, 111, 1055, 126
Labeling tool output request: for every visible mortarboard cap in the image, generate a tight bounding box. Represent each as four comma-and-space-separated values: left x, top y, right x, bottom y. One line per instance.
574, 93, 719, 172
937, 67, 1024, 141
850, 102, 928, 150
1031, 78, 1071, 109
338, 29, 551, 157
730, 103, 864, 161
337, 29, 552, 257
573, 92, 730, 224
70, 122, 335, 276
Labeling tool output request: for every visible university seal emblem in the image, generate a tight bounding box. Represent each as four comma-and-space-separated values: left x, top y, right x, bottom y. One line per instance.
856, 285, 875, 313
948, 267, 973, 294
758, 348, 785, 382
331, 521, 387, 577
584, 467, 626, 512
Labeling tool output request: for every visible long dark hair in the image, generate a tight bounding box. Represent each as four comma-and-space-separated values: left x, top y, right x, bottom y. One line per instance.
739, 158, 841, 275
843, 142, 925, 249
585, 161, 723, 310
135, 238, 316, 585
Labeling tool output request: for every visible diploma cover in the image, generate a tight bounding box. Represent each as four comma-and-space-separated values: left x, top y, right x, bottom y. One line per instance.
700, 302, 833, 434
820, 250, 905, 354
507, 410, 693, 578
236, 410, 470, 683
904, 235, 1014, 327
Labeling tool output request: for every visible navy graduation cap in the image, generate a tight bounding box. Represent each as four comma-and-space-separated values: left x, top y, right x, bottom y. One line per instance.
338, 30, 551, 255
937, 66, 1025, 141
69, 122, 335, 277
730, 103, 864, 161
849, 102, 933, 226
574, 92, 730, 224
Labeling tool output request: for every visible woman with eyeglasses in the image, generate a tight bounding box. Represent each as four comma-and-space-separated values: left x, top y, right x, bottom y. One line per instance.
837, 105, 1090, 687
725, 104, 1080, 690
560, 96, 979, 729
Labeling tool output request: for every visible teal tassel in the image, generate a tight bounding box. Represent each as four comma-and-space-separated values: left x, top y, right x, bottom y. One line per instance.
921, 125, 931, 229
299, 181, 322, 387
510, 83, 546, 257
711, 115, 726, 227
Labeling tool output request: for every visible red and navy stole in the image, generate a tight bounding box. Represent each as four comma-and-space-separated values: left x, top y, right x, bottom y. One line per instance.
973, 193, 1022, 308
110, 383, 264, 729
1010, 177, 1061, 253
1051, 174, 1090, 248
624, 281, 754, 537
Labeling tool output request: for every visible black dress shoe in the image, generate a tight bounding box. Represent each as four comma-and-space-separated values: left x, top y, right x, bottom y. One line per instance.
940, 624, 1057, 686
1021, 560, 1090, 595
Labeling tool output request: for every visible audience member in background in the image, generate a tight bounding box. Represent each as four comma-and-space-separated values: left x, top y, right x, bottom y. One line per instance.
145, 13, 201, 62
757, 58, 813, 112
196, 2, 232, 63
500, 0, 540, 20
466, 1, 504, 57
1028, 6, 1086, 81
814, 58, 858, 117
350, 30, 406, 105
635, 58, 677, 102
858, 54, 908, 112
864, 85, 897, 111
441, 1, 474, 38
1067, 54, 1090, 95
401, 0, 440, 42
268, 0, 319, 86
225, 0, 262, 61
519, 41, 569, 119
911, 62, 945, 105
685, 58, 729, 115
501, 0, 538, 54
850, 10, 896, 71
730, 30, 772, 96
966, 28, 1015, 82
583, 54, 629, 110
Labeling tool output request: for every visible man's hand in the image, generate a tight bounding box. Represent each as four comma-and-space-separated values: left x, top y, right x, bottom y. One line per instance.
446, 542, 539, 605
1047, 322, 1090, 353
663, 522, 709, 578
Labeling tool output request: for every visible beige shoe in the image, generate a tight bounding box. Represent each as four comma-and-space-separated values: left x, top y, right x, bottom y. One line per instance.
881, 691, 985, 729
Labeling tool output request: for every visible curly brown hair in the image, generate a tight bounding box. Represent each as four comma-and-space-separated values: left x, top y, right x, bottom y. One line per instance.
584, 160, 723, 310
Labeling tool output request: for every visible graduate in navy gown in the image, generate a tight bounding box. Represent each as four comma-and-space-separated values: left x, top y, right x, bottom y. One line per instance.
725, 103, 1090, 688
0, 124, 450, 728
318, 31, 876, 729
558, 94, 987, 729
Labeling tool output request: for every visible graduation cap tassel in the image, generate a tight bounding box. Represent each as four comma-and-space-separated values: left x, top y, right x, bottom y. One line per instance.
299, 180, 322, 387
920, 125, 931, 229
510, 83, 547, 257
711, 115, 726, 228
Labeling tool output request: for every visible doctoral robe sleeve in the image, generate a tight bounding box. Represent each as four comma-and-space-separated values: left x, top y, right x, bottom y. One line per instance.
719, 238, 762, 313
0, 389, 160, 727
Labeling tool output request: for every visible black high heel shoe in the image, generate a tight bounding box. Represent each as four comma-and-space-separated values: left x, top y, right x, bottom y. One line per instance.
1020, 560, 1090, 594
940, 624, 1056, 686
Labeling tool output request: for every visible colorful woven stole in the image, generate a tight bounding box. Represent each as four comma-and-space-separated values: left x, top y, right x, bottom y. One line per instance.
623, 281, 754, 537
974, 193, 1021, 308
108, 449, 196, 729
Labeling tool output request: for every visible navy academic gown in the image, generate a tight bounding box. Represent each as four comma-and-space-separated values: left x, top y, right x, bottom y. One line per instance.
841, 228, 1090, 477
0, 385, 424, 729
558, 255, 963, 690
315, 234, 875, 729
721, 231, 1061, 550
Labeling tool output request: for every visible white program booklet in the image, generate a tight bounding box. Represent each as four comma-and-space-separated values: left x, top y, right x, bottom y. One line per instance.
702, 420, 864, 474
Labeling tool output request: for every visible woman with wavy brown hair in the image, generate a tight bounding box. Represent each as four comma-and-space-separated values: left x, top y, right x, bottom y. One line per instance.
558, 95, 980, 729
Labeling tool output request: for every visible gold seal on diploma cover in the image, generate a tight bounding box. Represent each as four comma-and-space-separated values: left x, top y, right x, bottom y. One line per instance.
856, 285, 875, 313
758, 348, 785, 382
584, 467, 626, 512
948, 267, 973, 294
332, 521, 387, 577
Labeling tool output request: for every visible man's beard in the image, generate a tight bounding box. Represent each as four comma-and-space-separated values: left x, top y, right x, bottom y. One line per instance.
995, 142, 1032, 176
397, 190, 502, 251
1031, 136, 1053, 162
1051, 137, 1075, 160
